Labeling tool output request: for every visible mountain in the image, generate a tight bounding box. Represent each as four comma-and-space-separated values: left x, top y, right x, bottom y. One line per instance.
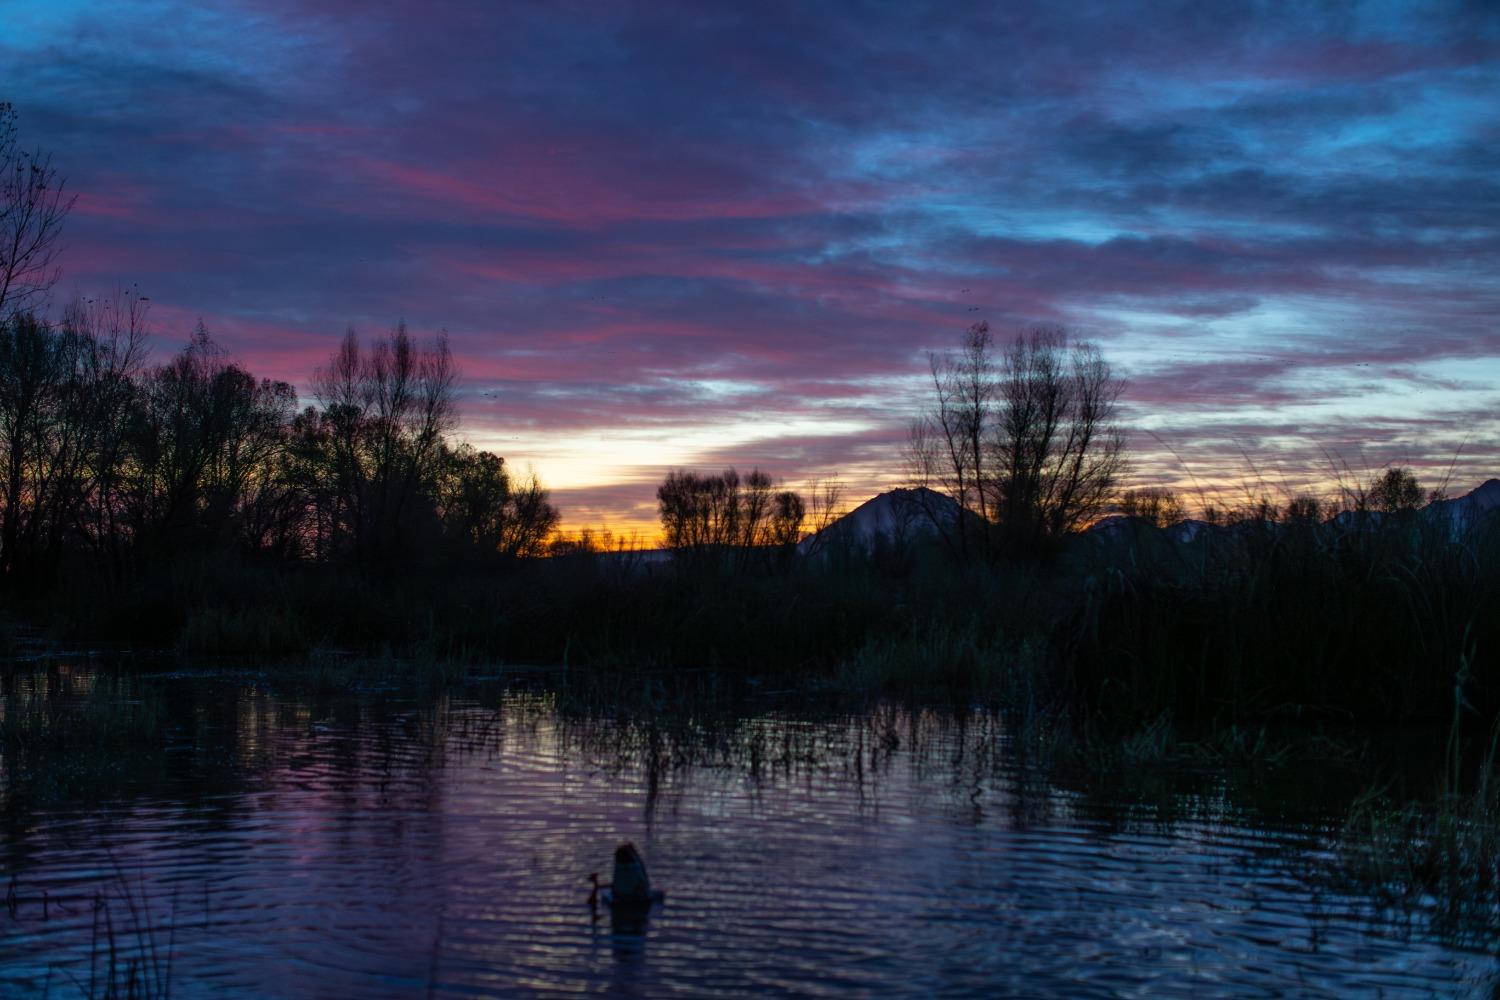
1085, 477, 1500, 542
797, 487, 965, 556
600, 477, 1498, 569
1423, 478, 1500, 532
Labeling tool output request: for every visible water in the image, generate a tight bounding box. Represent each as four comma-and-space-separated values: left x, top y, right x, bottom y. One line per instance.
0, 665, 1495, 998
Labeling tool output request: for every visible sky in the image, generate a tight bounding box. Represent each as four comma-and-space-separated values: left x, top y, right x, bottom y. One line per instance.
3, 0, 1499, 535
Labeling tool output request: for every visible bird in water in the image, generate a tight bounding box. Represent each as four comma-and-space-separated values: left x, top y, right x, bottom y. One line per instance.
589, 842, 665, 911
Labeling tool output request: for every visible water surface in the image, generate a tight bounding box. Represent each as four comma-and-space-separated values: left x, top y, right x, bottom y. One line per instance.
0, 664, 1493, 998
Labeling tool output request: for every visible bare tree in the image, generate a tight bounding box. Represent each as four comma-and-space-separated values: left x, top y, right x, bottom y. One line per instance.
312, 322, 456, 568
806, 475, 843, 533
0, 311, 76, 578
909, 324, 1127, 557
0, 291, 148, 582
657, 466, 803, 569
1119, 488, 1185, 528
657, 469, 736, 554
994, 329, 1126, 549
911, 322, 993, 555
62, 290, 150, 577
0, 104, 73, 319
796, 474, 846, 558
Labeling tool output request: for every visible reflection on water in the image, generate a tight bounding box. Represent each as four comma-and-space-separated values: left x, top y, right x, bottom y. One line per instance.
0, 663, 1495, 998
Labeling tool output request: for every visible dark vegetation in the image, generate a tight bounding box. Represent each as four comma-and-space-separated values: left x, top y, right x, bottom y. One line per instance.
2, 100, 1497, 962
4, 105, 1500, 933
0, 310, 559, 593
0, 100, 1494, 741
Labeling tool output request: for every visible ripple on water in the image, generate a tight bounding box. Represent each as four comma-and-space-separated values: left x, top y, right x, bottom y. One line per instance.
0, 686, 1494, 999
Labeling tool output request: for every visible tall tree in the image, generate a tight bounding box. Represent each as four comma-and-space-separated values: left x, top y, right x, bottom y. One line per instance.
910, 322, 994, 557
312, 323, 456, 568
910, 324, 1127, 557
125, 323, 295, 558
0, 104, 72, 319
0, 293, 148, 583
995, 329, 1126, 549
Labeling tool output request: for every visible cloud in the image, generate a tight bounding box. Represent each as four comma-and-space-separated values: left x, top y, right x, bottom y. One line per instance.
5, 0, 1499, 532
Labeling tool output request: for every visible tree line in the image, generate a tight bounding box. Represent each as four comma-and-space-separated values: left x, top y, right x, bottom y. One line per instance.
0, 103, 558, 590
1118, 464, 1439, 530
12, 98, 1139, 580
0, 301, 559, 589
655, 467, 807, 569
649, 322, 1130, 567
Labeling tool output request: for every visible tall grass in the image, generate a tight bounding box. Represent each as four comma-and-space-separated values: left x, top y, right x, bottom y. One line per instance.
1335, 687, 1500, 945
1, 666, 163, 753
26, 497, 1500, 742
82, 868, 177, 1000
1066, 507, 1500, 729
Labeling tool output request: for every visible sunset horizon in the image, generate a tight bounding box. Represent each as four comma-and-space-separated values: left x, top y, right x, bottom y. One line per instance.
5, 1, 1497, 538
7, 3, 1500, 996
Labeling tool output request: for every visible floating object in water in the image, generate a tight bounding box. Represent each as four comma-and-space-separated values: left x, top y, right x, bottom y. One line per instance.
590, 876, 667, 910
591, 845, 669, 917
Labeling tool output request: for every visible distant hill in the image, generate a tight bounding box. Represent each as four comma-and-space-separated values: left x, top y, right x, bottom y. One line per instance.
597, 477, 1499, 568
797, 487, 967, 556
1086, 477, 1500, 543
1424, 478, 1500, 531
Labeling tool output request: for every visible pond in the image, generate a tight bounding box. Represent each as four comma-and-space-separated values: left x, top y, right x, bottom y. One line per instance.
0, 662, 1494, 998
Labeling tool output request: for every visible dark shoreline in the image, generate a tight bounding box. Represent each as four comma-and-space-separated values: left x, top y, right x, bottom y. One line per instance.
7, 498, 1493, 733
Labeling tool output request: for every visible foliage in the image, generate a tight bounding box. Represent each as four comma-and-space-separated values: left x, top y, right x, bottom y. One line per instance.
435, 443, 559, 559
1369, 466, 1423, 513
0, 312, 560, 591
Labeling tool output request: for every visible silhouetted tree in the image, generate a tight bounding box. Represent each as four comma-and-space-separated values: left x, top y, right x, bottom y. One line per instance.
56, 292, 149, 578
0, 296, 147, 584
0, 108, 558, 584
436, 443, 559, 559
995, 329, 1126, 550
1370, 466, 1422, 514
909, 322, 992, 557
1119, 488, 1184, 528
502, 468, 561, 559
1284, 494, 1324, 524
769, 490, 805, 549
911, 323, 1126, 557
0, 312, 87, 579
658, 469, 731, 554
657, 467, 804, 569
0, 104, 72, 319
312, 323, 455, 569
124, 323, 295, 559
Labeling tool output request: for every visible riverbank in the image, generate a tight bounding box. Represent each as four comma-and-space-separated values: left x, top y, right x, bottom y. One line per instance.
7, 498, 1494, 734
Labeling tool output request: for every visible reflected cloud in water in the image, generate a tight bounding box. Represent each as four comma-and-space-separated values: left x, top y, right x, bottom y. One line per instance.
0, 663, 1493, 998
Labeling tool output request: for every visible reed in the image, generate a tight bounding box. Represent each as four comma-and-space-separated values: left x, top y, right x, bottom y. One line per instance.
0, 667, 164, 753
24, 493, 1500, 744
1335, 717, 1500, 944
1066, 505, 1500, 729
